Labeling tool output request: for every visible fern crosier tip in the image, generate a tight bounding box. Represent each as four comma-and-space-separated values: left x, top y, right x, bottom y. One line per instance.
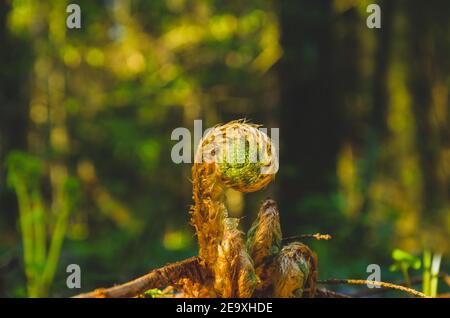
195, 120, 278, 192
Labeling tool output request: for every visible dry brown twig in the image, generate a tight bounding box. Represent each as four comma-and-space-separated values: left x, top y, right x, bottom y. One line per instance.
74, 257, 207, 298
347, 272, 449, 297
318, 279, 429, 298
283, 233, 332, 243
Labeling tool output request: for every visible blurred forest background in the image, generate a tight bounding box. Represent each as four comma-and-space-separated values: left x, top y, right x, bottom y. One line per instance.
0, 0, 449, 297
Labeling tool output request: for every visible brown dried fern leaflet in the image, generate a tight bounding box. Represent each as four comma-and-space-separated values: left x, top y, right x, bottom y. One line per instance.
246, 199, 282, 294
214, 218, 256, 297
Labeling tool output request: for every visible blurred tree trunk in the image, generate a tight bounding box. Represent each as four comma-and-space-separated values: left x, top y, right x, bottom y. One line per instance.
371, 0, 394, 139
0, 2, 30, 156
345, 1, 395, 256
407, 0, 450, 250
358, 0, 395, 219
332, 5, 366, 250
0, 0, 33, 297
0, 1, 31, 235
278, 1, 339, 234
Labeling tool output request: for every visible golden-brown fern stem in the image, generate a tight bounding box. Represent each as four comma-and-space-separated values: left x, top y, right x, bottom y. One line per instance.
190, 162, 227, 270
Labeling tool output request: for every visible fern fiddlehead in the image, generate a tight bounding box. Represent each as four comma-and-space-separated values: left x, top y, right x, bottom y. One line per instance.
190, 120, 278, 296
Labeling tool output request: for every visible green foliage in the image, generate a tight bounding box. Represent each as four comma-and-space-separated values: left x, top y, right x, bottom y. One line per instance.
389, 249, 421, 288
6, 151, 44, 188
144, 288, 164, 298
390, 248, 443, 297
6, 151, 81, 297
390, 249, 421, 272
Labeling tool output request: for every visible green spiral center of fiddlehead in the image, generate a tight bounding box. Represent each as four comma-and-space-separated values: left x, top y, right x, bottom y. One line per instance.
218, 139, 264, 188
197, 120, 278, 192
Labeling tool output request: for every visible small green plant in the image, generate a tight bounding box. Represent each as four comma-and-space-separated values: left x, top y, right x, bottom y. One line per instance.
6, 151, 80, 297
390, 248, 443, 297
144, 288, 164, 298
390, 249, 421, 287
